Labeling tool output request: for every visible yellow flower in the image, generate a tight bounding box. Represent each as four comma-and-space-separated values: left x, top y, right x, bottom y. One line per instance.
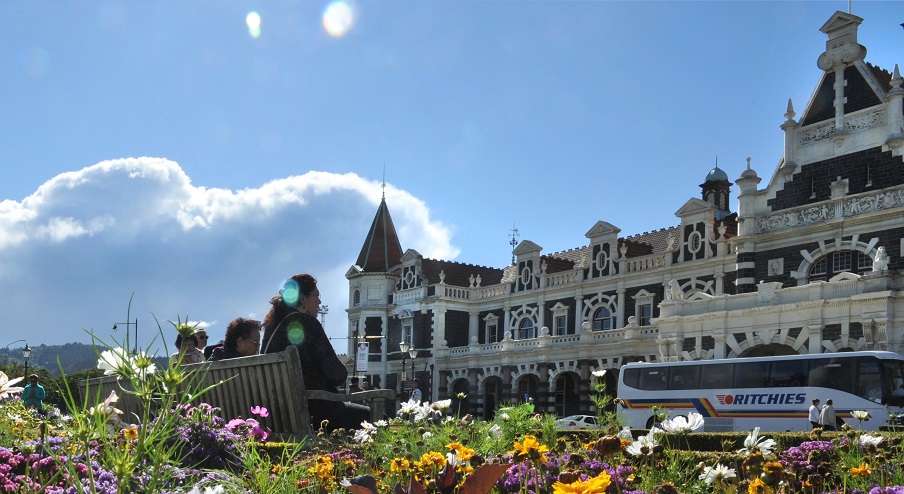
552, 471, 612, 494
510, 434, 550, 462
748, 477, 772, 494
390, 458, 410, 473
271, 464, 281, 474
415, 451, 446, 474
122, 425, 138, 441
850, 463, 873, 477
447, 441, 476, 462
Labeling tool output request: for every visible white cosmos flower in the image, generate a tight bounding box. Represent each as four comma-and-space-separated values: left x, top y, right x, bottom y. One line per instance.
374, 419, 388, 427
488, 423, 503, 438
617, 426, 634, 440
592, 369, 607, 378
353, 427, 375, 443
0, 372, 25, 399
399, 400, 419, 416
851, 410, 870, 421
699, 464, 737, 484
738, 427, 776, 455
860, 433, 884, 447
625, 432, 659, 456
660, 412, 704, 433
432, 399, 452, 410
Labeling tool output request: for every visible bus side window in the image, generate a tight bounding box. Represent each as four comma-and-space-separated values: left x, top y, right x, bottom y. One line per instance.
734, 362, 769, 388
639, 369, 667, 391
669, 366, 699, 390
700, 363, 732, 389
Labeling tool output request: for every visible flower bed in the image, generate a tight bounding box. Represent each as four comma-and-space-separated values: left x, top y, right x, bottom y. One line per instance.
3, 345, 904, 493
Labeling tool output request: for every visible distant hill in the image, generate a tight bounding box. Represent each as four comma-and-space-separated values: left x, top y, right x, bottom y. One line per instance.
2, 342, 168, 377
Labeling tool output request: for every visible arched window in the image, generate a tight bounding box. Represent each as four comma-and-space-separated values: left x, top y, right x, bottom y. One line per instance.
593, 307, 614, 331
353, 289, 360, 306
808, 249, 873, 282
518, 319, 535, 340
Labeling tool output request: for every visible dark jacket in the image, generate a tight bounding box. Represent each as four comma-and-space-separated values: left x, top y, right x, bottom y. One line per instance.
262, 310, 347, 393
208, 346, 244, 362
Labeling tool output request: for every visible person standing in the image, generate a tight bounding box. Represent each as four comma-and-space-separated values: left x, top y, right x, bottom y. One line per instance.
209, 318, 262, 361
22, 374, 46, 412
808, 398, 821, 429
410, 378, 422, 403
819, 398, 837, 430
261, 273, 370, 432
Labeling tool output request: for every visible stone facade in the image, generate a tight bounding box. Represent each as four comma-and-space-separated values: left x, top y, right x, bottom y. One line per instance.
345, 10, 904, 419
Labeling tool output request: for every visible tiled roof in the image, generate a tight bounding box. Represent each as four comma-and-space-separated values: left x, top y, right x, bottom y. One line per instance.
623, 226, 682, 253
866, 62, 893, 92
421, 258, 506, 287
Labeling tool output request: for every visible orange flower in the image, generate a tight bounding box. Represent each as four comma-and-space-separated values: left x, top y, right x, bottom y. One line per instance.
850, 463, 873, 477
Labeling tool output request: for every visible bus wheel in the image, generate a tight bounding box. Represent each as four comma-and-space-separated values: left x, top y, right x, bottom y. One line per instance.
645, 417, 656, 429
836, 417, 846, 431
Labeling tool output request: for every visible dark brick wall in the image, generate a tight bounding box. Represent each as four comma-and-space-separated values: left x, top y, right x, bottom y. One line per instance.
625, 283, 662, 323
824, 324, 842, 343
752, 227, 904, 284
845, 66, 883, 115
800, 67, 881, 126
477, 309, 505, 344
543, 296, 578, 335
365, 316, 385, 361
590, 243, 614, 278
768, 147, 904, 211
802, 71, 835, 125
444, 310, 470, 348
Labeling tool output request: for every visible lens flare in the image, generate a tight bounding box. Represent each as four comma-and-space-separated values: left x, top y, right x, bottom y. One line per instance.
246, 11, 262, 39
287, 321, 305, 345
280, 279, 300, 307
322, 1, 354, 38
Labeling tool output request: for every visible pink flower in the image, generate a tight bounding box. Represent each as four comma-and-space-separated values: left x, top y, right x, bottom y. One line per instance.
251, 406, 269, 418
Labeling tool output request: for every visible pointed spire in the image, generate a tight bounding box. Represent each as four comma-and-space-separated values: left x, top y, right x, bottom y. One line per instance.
784, 98, 796, 121
355, 197, 403, 273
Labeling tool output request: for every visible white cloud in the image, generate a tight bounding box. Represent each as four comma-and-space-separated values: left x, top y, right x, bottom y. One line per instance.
0, 157, 457, 356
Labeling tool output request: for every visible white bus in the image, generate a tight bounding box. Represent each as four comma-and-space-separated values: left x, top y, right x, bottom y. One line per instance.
617, 351, 904, 432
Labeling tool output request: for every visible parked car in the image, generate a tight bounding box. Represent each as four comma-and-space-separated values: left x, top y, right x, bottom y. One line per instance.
555, 414, 598, 430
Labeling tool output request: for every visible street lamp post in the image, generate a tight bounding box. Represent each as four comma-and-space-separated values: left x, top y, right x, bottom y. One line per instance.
399, 341, 409, 398
4, 339, 26, 367
22, 344, 32, 378
408, 347, 418, 382
113, 319, 138, 354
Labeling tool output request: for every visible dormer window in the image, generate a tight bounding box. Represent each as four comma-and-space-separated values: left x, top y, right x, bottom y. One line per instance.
353, 289, 361, 306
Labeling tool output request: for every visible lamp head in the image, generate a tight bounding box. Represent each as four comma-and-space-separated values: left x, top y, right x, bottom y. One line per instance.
409, 348, 418, 358
22, 344, 31, 359
399, 341, 409, 353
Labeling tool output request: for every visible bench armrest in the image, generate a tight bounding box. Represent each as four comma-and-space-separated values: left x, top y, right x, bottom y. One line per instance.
305, 389, 396, 402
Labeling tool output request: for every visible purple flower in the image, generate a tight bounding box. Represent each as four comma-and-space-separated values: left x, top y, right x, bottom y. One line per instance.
251, 406, 269, 418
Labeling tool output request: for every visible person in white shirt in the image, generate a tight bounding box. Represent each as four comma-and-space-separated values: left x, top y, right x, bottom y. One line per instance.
808, 398, 820, 429
410, 378, 422, 403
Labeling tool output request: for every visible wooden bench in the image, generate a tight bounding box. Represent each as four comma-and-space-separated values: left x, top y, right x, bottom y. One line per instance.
77, 346, 395, 441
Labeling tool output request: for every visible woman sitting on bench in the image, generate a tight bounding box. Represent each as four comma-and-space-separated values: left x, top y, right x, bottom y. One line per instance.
261, 273, 370, 432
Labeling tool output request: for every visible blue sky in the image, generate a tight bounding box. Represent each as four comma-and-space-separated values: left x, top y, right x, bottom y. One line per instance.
1, 1, 902, 358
